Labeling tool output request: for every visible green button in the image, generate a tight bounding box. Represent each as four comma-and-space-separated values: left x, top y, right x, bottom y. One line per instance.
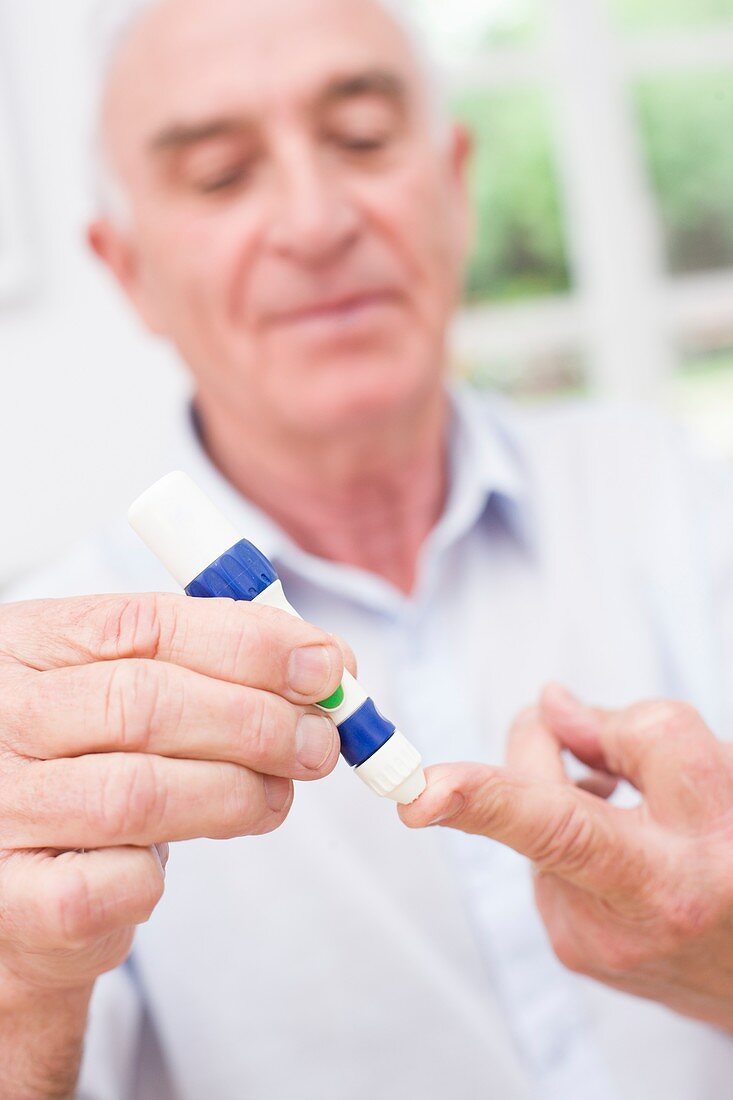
318, 684, 345, 710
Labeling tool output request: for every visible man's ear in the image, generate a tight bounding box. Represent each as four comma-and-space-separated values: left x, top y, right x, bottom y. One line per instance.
449, 122, 473, 187
446, 122, 476, 264
87, 218, 166, 335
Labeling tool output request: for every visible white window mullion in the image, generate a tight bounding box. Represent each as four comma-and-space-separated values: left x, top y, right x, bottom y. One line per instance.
543, 0, 676, 399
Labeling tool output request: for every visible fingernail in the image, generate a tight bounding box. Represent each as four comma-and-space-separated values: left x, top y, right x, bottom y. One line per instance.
288, 645, 334, 695
153, 843, 169, 878
296, 714, 337, 771
264, 775, 292, 813
426, 792, 465, 826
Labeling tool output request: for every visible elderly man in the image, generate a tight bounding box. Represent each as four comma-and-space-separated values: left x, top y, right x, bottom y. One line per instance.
2, 0, 733, 1097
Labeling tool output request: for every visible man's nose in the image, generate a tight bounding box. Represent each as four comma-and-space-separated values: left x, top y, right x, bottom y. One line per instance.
266, 148, 361, 267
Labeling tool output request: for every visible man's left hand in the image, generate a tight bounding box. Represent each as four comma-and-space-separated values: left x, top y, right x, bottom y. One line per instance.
399, 686, 733, 1032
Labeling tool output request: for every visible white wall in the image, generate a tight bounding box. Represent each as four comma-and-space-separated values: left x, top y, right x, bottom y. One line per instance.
0, 0, 188, 588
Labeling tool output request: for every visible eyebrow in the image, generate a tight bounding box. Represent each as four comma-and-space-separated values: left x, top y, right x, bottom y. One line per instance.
147, 69, 408, 154
149, 118, 250, 154
318, 69, 408, 109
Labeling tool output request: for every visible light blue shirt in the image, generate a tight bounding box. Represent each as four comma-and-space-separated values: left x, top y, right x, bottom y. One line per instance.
6, 386, 733, 1100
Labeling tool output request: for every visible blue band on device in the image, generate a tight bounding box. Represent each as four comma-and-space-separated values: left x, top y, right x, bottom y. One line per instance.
185, 539, 278, 601
338, 699, 396, 767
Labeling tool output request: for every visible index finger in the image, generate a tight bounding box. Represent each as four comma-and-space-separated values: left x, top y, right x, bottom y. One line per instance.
399, 762, 651, 900
0, 594, 345, 705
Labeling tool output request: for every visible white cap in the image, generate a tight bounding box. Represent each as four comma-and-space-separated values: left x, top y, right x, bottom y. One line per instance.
354, 730, 427, 805
128, 471, 241, 589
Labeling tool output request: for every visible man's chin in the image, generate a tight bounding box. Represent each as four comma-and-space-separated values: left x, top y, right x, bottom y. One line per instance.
271, 360, 435, 437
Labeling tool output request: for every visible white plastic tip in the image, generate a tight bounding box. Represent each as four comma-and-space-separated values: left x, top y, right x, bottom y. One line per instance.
353, 730, 426, 806
386, 767, 427, 806
128, 471, 241, 590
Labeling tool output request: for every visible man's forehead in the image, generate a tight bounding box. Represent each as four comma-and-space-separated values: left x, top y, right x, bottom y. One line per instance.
102, 0, 421, 148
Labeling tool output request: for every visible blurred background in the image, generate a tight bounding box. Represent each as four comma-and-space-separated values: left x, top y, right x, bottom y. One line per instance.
1, 0, 732, 586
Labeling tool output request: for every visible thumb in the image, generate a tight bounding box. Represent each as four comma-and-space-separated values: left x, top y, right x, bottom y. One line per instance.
399, 762, 649, 900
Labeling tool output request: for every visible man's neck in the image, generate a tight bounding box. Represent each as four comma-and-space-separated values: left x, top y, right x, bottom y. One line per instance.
194, 386, 450, 595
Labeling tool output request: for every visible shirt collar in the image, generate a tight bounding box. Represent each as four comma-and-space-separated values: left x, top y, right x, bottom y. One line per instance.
170, 384, 530, 609
458, 386, 527, 499
439, 382, 527, 537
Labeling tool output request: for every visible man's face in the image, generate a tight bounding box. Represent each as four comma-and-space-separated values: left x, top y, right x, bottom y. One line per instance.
95, 0, 472, 436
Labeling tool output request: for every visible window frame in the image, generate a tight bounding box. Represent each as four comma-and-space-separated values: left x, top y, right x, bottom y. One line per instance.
446, 0, 733, 398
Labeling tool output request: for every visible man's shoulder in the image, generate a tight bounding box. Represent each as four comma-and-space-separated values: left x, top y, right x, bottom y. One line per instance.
459, 387, 713, 547
471, 387, 680, 453
469, 387, 693, 492
1, 520, 177, 604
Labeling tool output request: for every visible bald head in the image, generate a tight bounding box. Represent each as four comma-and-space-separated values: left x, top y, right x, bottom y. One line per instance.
94, 0, 431, 74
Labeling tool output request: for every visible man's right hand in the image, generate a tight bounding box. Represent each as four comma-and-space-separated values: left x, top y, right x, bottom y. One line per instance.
0, 592, 344, 997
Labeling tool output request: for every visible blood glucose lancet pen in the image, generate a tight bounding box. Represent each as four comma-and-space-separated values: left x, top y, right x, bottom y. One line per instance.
128, 471, 427, 805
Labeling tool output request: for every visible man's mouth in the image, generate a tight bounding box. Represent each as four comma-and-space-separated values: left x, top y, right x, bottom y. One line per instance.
264, 289, 401, 330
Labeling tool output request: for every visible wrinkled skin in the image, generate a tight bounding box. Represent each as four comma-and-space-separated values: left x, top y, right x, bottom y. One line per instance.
0, 593, 350, 1097
402, 686, 733, 1033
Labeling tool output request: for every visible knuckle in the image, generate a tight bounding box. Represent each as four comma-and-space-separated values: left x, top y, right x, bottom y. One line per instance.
206, 764, 251, 839
629, 699, 699, 740
88, 755, 165, 841
619, 699, 714, 779
240, 692, 286, 767
476, 769, 516, 826
103, 660, 172, 752
533, 801, 596, 875
227, 607, 270, 680
97, 594, 167, 661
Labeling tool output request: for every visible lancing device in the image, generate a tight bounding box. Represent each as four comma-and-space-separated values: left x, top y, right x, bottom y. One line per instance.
128, 471, 427, 805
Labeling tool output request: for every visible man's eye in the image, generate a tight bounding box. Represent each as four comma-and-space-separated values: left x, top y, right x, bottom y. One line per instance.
336, 133, 391, 153
196, 166, 249, 194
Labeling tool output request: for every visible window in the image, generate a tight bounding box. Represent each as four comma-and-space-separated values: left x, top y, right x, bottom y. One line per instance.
634, 70, 733, 275
454, 88, 570, 305
613, 0, 733, 33
409, 0, 733, 450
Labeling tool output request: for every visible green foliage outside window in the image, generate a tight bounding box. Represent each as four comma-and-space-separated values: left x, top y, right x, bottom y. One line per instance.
438, 2, 733, 303
453, 89, 571, 303
634, 70, 733, 273
613, 0, 733, 32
